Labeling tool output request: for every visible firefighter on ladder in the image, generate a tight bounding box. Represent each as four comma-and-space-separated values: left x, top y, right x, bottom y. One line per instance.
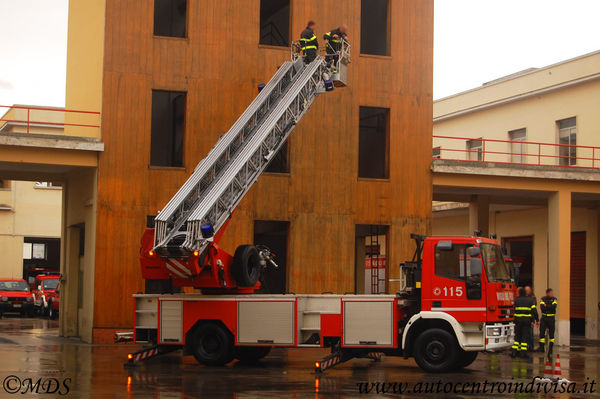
300, 21, 318, 64
323, 25, 348, 73
537, 288, 558, 355
511, 287, 536, 358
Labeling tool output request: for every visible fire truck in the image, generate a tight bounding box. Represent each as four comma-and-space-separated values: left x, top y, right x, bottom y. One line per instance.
124, 42, 515, 373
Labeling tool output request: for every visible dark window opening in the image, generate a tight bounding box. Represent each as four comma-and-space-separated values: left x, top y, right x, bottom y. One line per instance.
254, 221, 289, 294
154, 0, 187, 38
259, 0, 290, 46
265, 140, 289, 173
360, 0, 389, 55
151, 90, 186, 167
359, 106, 389, 179
0, 180, 9, 189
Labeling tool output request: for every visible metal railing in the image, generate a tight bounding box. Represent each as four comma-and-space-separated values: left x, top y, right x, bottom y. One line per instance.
433, 135, 600, 169
0, 105, 100, 136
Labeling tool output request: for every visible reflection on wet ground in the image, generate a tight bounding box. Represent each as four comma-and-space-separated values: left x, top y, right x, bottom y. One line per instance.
0, 316, 599, 398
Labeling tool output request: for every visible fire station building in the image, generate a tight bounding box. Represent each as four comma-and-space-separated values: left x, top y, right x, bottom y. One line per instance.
432, 50, 600, 344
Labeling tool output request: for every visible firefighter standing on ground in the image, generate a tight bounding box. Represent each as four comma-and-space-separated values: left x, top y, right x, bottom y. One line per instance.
537, 288, 558, 355
512, 287, 536, 358
524, 285, 539, 351
324, 25, 348, 72
300, 21, 318, 64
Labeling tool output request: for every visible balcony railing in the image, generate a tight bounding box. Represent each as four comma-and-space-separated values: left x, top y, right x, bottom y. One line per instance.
0, 105, 100, 137
433, 135, 600, 169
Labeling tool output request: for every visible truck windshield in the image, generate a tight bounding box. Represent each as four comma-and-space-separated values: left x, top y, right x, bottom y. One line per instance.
43, 279, 59, 290
480, 244, 511, 282
0, 281, 30, 292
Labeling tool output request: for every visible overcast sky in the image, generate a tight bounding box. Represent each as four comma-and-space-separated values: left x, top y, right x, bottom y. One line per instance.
0, 0, 598, 108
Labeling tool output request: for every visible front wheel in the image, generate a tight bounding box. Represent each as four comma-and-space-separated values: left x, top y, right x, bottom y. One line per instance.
191, 323, 234, 366
413, 328, 459, 373
455, 349, 478, 369
48, 302, 57, 319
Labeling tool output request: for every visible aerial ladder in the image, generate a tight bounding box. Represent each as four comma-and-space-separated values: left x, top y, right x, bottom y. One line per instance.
140, 41, 351, 293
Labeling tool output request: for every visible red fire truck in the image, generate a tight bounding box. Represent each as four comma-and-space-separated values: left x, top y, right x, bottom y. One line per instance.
124, 44, 515, 372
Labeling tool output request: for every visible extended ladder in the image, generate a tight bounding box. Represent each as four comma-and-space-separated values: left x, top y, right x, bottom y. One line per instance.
153, 46, 348, 255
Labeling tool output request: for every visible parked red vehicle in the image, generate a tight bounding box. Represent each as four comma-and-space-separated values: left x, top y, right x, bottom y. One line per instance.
0, 279, 34, 317
32, 275, 60, 316
48, 281, 60, 319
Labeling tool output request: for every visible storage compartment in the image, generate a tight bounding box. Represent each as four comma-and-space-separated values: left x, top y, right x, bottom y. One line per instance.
237, 300, 295, 345
343, 300, 394, 346
159, 300, 183, 344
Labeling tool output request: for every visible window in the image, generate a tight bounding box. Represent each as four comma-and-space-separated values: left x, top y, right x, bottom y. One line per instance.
265, 140, 289, 173
0, 180, 10, 190
154, 0, 186, 38
360, 0, 390, 55
23, 243, 46, 260
433, 147, 441, 159
508, 128, 526, 163
259, 0, 290, 46
151, 90, 186, 167
557, 117, 576, 166
435, 242, 474, 280
35, 182, 61, 188
467, 138, 483, 161
358, 107, 389, 179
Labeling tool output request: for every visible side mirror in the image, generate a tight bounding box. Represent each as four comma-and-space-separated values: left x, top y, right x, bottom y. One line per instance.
466, 246, 481, 257
468, 257, 482, 276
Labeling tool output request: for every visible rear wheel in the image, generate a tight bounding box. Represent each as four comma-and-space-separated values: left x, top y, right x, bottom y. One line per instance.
234, 346, 271, 362
455, 349, 478, 369
232, 245, 261, 287
413, 328, 459, 373
191, 323, 234, 366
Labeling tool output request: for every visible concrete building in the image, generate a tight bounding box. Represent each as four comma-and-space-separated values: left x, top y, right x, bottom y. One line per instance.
0, 0, 434, 343
432, 50, 600, 343
0, 179, 62, 279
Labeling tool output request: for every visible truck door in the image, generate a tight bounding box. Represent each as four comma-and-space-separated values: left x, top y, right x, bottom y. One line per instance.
425, 239, 486, 321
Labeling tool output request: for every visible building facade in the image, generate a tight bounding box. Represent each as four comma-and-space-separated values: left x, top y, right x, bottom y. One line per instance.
57, 0, 434, 342
432, 51, 600, 341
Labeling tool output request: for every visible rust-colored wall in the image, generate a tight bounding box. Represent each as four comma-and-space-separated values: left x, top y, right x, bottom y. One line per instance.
94, 0, 433, 336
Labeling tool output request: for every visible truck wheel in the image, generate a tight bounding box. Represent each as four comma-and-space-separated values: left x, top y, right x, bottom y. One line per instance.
191, 323, 234, 366
232, 245, 261, 287
455, 350, 478, 369
48, 302, 56, 320
234, 346, 271, 362
414, 328, 459, 373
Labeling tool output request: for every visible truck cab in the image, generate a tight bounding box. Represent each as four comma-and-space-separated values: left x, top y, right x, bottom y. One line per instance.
399, 235, 514, 371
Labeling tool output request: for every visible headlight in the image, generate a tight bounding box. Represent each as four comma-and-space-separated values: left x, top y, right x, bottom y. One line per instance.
487, 327, 502, 337
0, 296, 7, 302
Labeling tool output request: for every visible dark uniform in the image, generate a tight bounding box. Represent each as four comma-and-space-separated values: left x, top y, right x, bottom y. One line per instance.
538, 295, 558, 353
300, 27, 318, 64
323, 28, 346, 71
512, 293, 536, 357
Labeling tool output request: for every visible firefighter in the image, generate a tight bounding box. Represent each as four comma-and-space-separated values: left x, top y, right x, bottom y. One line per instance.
524, 285, 539, 351
300, 21, 318, 64
537, 288, 558, 354
323, 24, 348, 72
511, 287, 535, 358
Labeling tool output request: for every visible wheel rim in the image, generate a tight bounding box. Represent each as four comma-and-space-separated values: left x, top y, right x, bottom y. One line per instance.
424, 339, 446, 363
199, 334, 222, 359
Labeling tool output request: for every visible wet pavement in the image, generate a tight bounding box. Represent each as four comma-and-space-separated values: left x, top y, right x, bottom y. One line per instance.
0, 316, 599, 398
